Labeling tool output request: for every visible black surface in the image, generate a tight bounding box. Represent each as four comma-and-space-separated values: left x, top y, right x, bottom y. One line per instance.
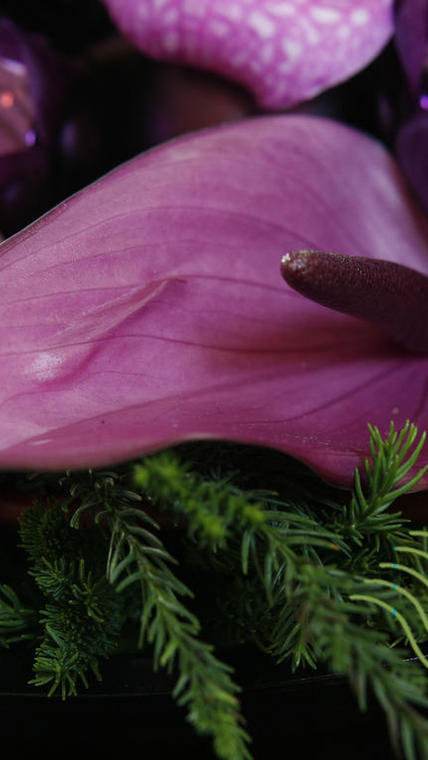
0, 646, 395, 758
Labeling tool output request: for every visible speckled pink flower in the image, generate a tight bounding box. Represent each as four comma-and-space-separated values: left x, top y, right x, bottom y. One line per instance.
101, 0, 394, 108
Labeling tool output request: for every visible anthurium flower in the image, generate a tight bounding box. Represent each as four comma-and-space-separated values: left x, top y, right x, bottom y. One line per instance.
101, 0, 394, 109
0, 114, 427, 488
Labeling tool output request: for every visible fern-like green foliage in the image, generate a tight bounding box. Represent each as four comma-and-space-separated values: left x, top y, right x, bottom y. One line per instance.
67, 474, 252, 760
1, 421, 428, 760
134, 421, 428, 760
18, 501, 124, 698
0, 584, 38, 647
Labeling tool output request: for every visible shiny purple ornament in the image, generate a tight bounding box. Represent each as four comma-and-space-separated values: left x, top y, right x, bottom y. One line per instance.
0, 18, 70, 235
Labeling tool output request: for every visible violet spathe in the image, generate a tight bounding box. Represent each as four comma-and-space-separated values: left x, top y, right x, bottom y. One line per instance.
0, 115, 427, 488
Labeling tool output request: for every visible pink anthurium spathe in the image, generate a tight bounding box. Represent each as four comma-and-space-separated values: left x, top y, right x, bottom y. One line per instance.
101, 0, 394, 109
0, 114, 427, 488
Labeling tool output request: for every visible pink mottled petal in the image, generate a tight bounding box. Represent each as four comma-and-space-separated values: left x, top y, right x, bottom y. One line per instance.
101, 0, 394, 109
0, 115, 427, 487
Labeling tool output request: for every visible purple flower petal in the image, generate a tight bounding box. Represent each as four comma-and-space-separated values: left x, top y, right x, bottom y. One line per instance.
0, 115, 427, 487
394, 0, 428, 98
101, 0, 394, 109
391, 3, 428, 217
396, 108, 428, 216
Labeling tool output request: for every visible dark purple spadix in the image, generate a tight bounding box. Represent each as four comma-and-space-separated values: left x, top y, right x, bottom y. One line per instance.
281, 250, 428, 354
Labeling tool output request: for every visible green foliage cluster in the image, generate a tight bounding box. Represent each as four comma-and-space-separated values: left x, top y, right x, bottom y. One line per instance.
0, 421, 428, 760
134, 422, 428, 760
17, 501, 123, 698
66, 471, 252, 759
0, 584, 37, 647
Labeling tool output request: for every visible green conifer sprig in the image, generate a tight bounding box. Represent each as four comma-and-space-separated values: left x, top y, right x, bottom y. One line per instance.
1, 421, 428, 759
107, 520, 253, 760
0, 584, 38, 646
132, 422, 428, 760
332, 421, 428, 557
66, 471, 252, 760
18, 500, 123, 698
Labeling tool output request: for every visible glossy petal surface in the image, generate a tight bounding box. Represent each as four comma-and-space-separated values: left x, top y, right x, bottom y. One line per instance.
101, 0, 394, 108
0, 115, 427, 486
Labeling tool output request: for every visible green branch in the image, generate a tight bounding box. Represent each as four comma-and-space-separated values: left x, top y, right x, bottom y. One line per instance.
133, 422, 428, 759
1, 421, 427, 760
68, 474, 252, 760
